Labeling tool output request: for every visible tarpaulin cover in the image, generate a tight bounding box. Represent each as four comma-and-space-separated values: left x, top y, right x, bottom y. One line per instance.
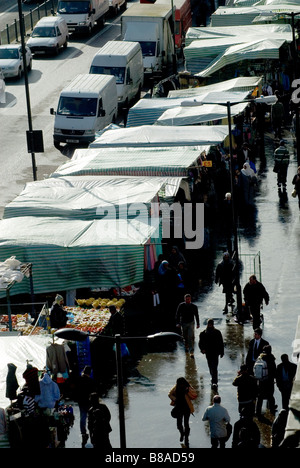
185, 23, 292, 46
3, 176, 181, 220
168, 76, 262, 98
211, 4, 299, 26
0, 336, 61, 409
51, 146, 208, 177
198, 38, 286, 78
89, 125, 229, 148
0, 216, 157, 295
156, 102, 248, 126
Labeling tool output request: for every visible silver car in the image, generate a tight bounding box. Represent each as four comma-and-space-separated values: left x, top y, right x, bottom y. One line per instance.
0, 44, 32, 79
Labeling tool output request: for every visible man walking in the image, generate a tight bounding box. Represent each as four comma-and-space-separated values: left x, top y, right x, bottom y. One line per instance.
232, 364, 258, 416
246, 327, 269, 373
175, 294, 199, 358
215, 252, 235, 314
273, 140, 290, 194
199, 319, 224, 388
276, 354, 297, 410
243, 275, 269, 330
202, 395, 230, 448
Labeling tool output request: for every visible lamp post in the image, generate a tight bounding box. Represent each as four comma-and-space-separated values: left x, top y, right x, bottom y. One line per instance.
54, 327, 182, 449
181, 95, 277, 317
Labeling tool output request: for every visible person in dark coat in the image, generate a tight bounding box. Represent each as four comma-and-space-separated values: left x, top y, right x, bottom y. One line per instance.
275, 354, 297, 410
243, 275, 269, 330
105, 305, 125, 337
256, 345, 277, 418
175, 294, 199, 358
215, 252, 235, 314
88, 392, 112, 449
232, 407, 261, 448
75, 365, 96, 448
50, 294, 67, 329
168, 377, 195, 448
199, 319, 224, 388
232, 364, 258, 417
6, 363, 19, 402
292, 166, 300, 209
246, 328, 269, 374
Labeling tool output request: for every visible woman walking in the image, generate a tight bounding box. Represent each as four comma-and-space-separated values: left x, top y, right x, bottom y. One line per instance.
168, 377, 196, 448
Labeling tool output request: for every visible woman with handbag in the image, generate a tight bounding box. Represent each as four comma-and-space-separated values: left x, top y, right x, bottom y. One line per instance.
168, 377, 197, 447
292, 166, 300, 209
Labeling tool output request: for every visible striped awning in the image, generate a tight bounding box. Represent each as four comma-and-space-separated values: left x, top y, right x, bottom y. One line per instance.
51, 146, 208, 178
0, 217, 157, 295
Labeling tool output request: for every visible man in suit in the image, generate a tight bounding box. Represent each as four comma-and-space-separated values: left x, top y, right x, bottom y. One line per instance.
246, 328, 269, 374
276, 354, 297, 410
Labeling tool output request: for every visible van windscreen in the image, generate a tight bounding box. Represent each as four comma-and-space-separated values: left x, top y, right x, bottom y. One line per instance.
90, 66, 125, 84
139, 42, 156, 57
32, 27, 56, 38
57, 97, 98, 117
58, 1, 90, 14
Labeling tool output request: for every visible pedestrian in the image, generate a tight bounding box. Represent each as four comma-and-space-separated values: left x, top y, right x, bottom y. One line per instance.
199, 319, 224, 388
238, 162, 257, 209
105, 305, 125, 337
215, 252, 235, 314
243, 275, 269, 330
74, 365, 96, 448
255, 345, 277, 419
271, 91, 285, 139
246, 327, 269, 373
275, 354, 297, 410
50, 294, 67, 330
292, 166, 300, 209
232, 364, 258, 417
175, 294, 200, 358
168, 246, 186, 270
273, 140, 290, 193
88, 392, 112, 449
271, 409, 288, 448
168, 377, 196, 448
232, 407, 261, 449
202, 395, 230, 448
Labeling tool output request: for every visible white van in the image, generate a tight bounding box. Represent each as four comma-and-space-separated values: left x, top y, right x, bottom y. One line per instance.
90, 41, 143, 108
56, 0, 109, 35
27, 16, 69, 55
50, 74, 118, 148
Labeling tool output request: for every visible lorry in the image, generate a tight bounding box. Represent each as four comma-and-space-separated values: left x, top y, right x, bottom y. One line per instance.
90, 41, 144, 108
156, 0, 192, 55
121, 3, 175, 78
56, 0, 109, 35
50, 74, 118, 148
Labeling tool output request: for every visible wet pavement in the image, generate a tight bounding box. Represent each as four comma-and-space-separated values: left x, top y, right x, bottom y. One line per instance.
65, 129, 300, 450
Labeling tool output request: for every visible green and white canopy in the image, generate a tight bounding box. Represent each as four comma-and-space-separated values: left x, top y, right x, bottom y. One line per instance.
3, 176, 180, 220
168, 76, 262, 98
89, 124, 229, 148
197, 38, 286, 78
0, 216, 157, 295
51, 146, 208, 178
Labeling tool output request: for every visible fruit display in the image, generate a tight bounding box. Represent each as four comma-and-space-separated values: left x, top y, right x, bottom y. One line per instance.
63, 296, 126, 333
0, 313, 44, 335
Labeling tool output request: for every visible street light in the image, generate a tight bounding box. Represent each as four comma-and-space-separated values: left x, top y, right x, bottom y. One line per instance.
180, 95, 277, 317
54, 327, 182, 449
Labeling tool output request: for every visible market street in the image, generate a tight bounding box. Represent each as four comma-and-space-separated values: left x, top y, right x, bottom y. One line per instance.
64, 130, 300, 449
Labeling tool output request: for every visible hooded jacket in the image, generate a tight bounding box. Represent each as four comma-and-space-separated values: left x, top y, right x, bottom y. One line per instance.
35, 373, 60, 409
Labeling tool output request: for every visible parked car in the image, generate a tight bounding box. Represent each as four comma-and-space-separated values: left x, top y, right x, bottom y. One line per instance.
0, 45, 32, 79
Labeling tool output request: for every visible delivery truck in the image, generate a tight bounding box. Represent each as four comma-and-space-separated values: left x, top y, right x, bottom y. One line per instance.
90, 41, 144, 107
121, 3, 175, 78
156, 0, 192, 55
56, 0, 109, 35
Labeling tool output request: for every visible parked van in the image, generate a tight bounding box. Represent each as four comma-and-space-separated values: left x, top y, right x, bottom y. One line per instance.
109, 0, 126, 16
56, 0, 109, 35
90, 41, 144, 108
50, 74, 118, 148
27, 16, 69, 55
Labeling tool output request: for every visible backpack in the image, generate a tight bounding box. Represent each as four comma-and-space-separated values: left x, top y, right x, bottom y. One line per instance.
253, 356, 268, 381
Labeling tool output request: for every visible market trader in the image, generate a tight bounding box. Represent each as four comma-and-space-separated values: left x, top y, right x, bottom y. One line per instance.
175, 294, 200, 358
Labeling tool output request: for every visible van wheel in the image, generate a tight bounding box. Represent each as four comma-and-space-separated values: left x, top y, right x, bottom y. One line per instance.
27, 59, 32, 71
54, 45, 59, 56
63, 40, 68, 49
17, 67, 22, 79
54, 140, 61, 150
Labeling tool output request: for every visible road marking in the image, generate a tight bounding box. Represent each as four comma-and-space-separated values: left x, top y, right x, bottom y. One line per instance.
0, 4, 17, 17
